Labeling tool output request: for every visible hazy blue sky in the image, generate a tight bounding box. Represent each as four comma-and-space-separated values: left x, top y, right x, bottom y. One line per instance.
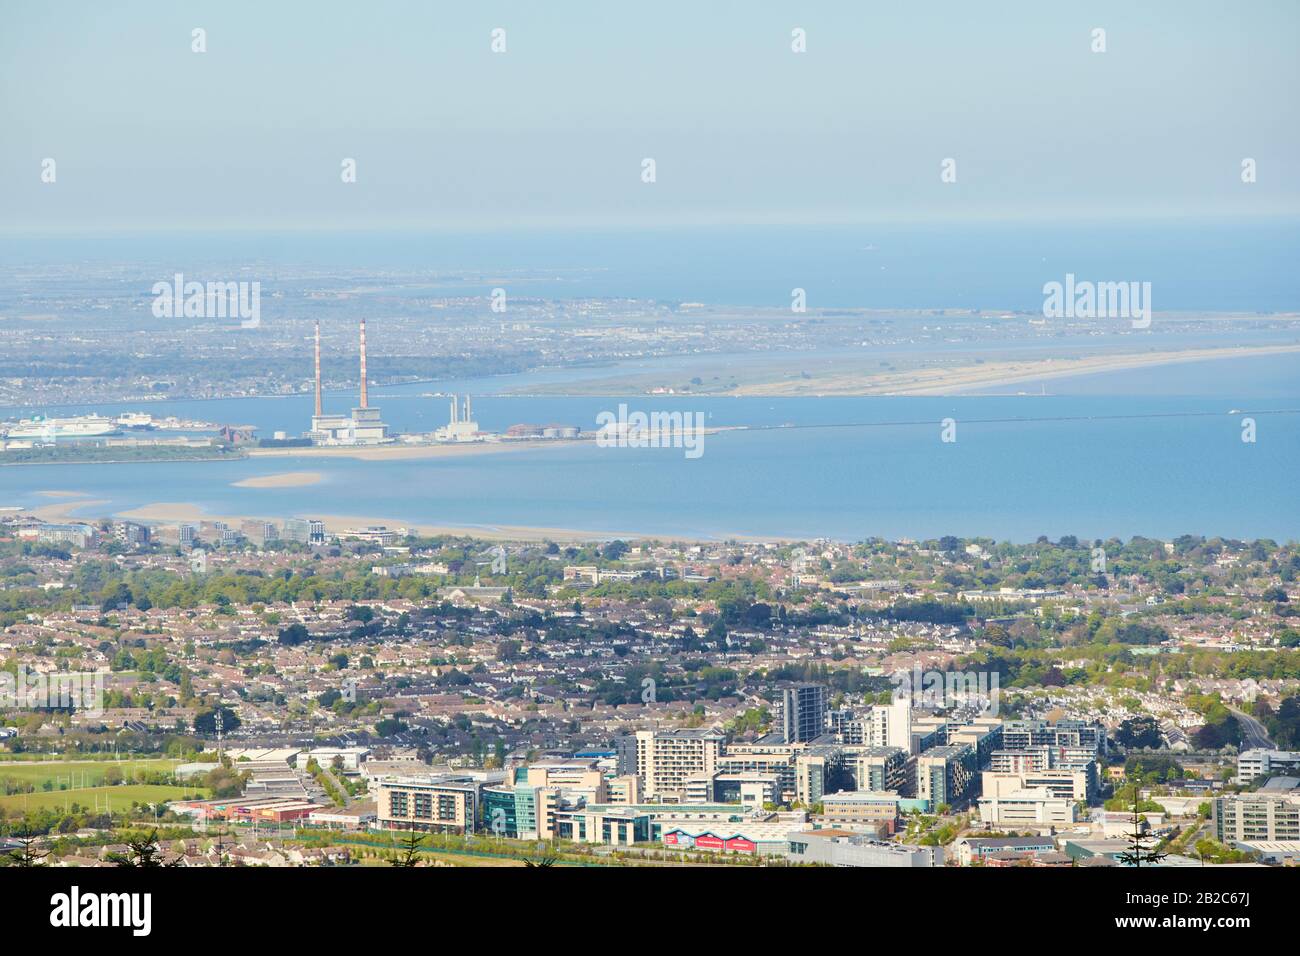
3, 0, 1297, 232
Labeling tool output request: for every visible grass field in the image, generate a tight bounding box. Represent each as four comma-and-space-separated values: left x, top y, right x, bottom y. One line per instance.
0, 759, 187, 790
0, 783, 207, 814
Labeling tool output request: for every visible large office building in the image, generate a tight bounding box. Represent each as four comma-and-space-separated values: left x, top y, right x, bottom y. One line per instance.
1213, 781, 1300, 844
1236, 748, 1300, 785
786, 830, 943, 867
481, 759, 631, 840
819, 790, 929, 833
978, 786, 1079, 828
982, 767, 1094, 803
955, 835, 1059, 867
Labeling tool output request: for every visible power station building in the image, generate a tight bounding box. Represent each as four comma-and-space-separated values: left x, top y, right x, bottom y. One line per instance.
435, 394, 480, 441
306, 319, 391, 445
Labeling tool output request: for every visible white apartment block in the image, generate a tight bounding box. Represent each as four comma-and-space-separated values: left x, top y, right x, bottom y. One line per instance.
634, 729, 725, 800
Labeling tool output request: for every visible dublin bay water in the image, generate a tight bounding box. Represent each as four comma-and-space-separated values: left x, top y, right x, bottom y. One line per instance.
2, 353, 1297, 542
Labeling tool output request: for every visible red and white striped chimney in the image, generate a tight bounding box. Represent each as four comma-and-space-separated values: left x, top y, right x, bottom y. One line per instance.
359, 318, 369, 409
314, 321, 323, 417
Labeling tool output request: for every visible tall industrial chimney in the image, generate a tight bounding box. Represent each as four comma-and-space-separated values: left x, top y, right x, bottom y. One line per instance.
313, 321, 323, 417
358, 318, 369, 409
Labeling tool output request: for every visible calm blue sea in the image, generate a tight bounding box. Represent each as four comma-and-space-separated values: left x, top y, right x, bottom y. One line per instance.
2, 353, 1297, 542
2, 223, 1297, 541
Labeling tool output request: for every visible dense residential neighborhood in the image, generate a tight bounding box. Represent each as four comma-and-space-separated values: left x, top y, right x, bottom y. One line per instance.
3, 513, 1297, 868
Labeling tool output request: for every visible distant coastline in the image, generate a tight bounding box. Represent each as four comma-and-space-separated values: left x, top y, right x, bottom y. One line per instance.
739, 344, 1300, 397
514, 343, 1300, 398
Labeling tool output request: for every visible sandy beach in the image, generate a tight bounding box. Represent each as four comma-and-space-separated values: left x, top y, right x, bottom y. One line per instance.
112, 502, 641, 542
25, 499, 110, 521
104, 501, 785, 543
733, 344, 1300, 397
231, 471, 323, 489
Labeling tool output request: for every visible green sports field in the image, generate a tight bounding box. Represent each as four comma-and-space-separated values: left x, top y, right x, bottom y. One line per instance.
0, 783, 207, 814
0, 759, 187, 790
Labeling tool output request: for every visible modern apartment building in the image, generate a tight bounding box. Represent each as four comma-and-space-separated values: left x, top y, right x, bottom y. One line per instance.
374, 775, 481, 834
686, 772, 780, 809
828, 709, 863, 744
633, 729, 725, 800
948, 719, 1005, 766
869, 698, 914, 751
280, 518, 316, 543
988, 744, 1098, 775
916, 744, 977, 810
794, 746, 846, 805
716, 742, 799, 803
910, 715, 952, 754
31, 523, 98, 549
240, 520, 278, 546
1000, 718, 1107, 755
775, 683, 829, 744
847, 745, 910, 793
